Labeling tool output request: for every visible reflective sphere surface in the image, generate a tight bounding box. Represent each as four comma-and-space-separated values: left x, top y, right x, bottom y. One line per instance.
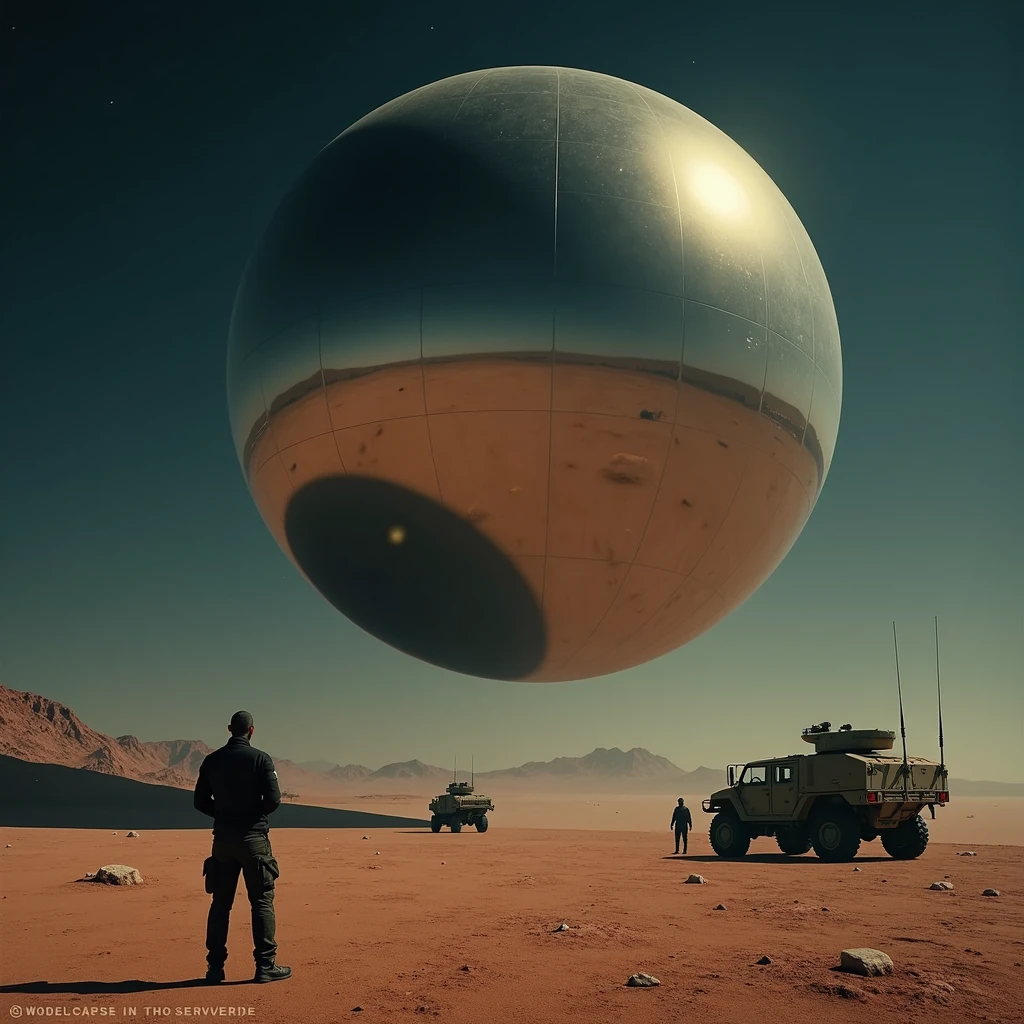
227, 66, 842, 682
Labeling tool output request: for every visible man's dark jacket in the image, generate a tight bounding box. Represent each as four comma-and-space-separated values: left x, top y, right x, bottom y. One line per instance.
193, 735, 281, 838
671, 804, 692, 830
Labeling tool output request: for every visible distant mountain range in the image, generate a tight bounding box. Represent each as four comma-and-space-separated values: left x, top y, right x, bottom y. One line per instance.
2, 684, 1021, 798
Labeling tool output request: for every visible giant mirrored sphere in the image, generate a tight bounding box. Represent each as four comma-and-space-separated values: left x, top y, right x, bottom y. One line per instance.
227, 66, 842, 682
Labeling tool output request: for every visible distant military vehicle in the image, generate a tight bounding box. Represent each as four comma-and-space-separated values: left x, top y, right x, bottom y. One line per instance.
429, 768, 494, 833
702, 722, 949, 862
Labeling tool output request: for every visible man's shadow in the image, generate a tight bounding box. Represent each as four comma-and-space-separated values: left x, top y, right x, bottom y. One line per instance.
0, 980, 250, 994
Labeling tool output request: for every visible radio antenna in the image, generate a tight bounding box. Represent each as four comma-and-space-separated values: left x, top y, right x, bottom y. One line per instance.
893, 621, 910, 800
471, 755, 474, 788
453, 755, 457, 784
935, 616, 946, 778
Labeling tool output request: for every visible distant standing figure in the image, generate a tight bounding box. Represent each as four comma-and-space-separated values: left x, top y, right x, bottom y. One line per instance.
670, 797, 692, 854
193, 710, 292, 984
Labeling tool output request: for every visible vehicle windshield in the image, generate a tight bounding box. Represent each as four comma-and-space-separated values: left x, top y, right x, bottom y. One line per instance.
740, 764, 767, 785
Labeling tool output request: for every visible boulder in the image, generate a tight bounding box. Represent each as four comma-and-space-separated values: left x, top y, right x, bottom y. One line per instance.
92, 864, 143, 885
839, 948, 894, 977
626, 973, 660, 987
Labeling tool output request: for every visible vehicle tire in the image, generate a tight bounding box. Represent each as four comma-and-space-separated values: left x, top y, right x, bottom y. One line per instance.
430, 815, 442, 833
709, 811, 751, 858
475, 815, 489, 833
450, 819, 462, 833
810, 806, 862, 862
776, 827, 812, 855
880, 815, 929, 859
860, 826, 878, 843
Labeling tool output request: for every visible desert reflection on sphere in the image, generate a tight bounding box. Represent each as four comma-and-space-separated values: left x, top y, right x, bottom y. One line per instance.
226, 66, 843, 682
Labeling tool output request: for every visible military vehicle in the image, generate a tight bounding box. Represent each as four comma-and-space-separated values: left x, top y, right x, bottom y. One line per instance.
428, 765, 493, 833
702, 620, 951, 863
701, 723, 948, 861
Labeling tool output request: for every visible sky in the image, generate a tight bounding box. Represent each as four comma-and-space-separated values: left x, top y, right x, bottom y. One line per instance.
1, 2, 1021, 782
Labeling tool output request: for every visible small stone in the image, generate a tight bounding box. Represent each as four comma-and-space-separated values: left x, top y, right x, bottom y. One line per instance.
626, 973, 660, 987
756, 956, 772, 965
957, 850, 977, 856
929, 881, 954, 890
361, 836, 369, 840
553, 922, 570, 932
352, 1008, 363, 1013
126, 831, 139, 838
4, 844, 10, 848
375, 851, 380, 855
440, 861, 445, 865
853, 867, 861, 871
714, 903, 726, 910
459, 964, 471, 971
821, 907, 829, 912
111, 832, 117, 836
982, 888, 1000, 897
685, 874, 706, 884
839, 948, 894, 977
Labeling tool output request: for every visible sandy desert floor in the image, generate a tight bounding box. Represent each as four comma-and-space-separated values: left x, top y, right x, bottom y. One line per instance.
1, 810, 1021, 1024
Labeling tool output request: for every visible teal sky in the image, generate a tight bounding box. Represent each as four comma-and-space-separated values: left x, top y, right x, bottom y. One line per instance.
2, 3, 1020, 782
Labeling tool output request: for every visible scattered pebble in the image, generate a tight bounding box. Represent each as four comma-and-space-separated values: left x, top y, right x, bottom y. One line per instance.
126, 831, 139, 838
4, 844, 10, 849
957, 851, 977, 856
361, 836, 369, 840
756, 956, 772, 966
839, 948, 894, 977
714, 904, 727, 911
352, 1008, 363, 1013
982, 888, 1000, 897
459, 965, 471, 972
929, 881, 954, 891
685, 874, 706, 884
375, 851, 380, 856
821, 907, 830, 912
553, 922, 570, 932
626, 973, 660, 987
853, 867, 861, 872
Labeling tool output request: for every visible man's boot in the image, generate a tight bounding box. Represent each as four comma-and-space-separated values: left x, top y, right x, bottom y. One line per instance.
254, 963, 292, 983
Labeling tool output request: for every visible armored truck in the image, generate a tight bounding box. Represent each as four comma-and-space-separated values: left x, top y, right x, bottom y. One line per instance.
429, 780, 494, 833
701, 723, 949, 862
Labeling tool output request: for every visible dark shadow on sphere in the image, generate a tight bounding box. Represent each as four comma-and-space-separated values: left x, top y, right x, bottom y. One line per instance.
285, 475, 547, 680
0, 979, 248, 995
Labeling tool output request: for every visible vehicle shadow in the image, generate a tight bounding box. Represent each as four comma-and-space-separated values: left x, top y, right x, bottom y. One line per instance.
0, 979, 252, 994
662, 854, 894, 864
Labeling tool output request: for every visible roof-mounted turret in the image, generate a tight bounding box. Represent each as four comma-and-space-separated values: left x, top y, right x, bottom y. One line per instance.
801, 724, 896, 754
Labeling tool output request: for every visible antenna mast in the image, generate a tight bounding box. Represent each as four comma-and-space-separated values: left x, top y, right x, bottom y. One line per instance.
453, 755, 457, 784
935, 616, 946, 778
471, 755, 474, 788
892, 621, 910, 800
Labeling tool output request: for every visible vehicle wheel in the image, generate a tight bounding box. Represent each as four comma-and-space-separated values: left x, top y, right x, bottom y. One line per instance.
709, 811, 751, 858
776, 827, 812, 855
810, 806, 862, 862
475, 815, 489, 833
880, 815, 929, 859
860, 827, 878, 843
430, 815, 442, 833
450, 820, 462, 833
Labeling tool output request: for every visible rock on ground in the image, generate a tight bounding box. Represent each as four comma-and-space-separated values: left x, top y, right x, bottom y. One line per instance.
982, 888, 1000, 897
756, 956, 772, 965
92, 864, 143, 885
839, 948, 894, 977
626, 973, 660, 987
929, 881, 954, 890
685, 874, 706, 884
126, 831, 139, 838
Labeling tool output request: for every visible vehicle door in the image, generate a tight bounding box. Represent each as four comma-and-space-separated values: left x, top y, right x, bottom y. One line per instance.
737, 763, 771, 816
770, 762, 797, 815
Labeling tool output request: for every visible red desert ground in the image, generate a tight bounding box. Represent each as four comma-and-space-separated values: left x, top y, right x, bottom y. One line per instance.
1, 683, 1020, 1023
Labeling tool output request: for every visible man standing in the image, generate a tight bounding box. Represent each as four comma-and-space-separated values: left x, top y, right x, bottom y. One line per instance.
670, 797, 692, 855
193, 711, 291, 984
